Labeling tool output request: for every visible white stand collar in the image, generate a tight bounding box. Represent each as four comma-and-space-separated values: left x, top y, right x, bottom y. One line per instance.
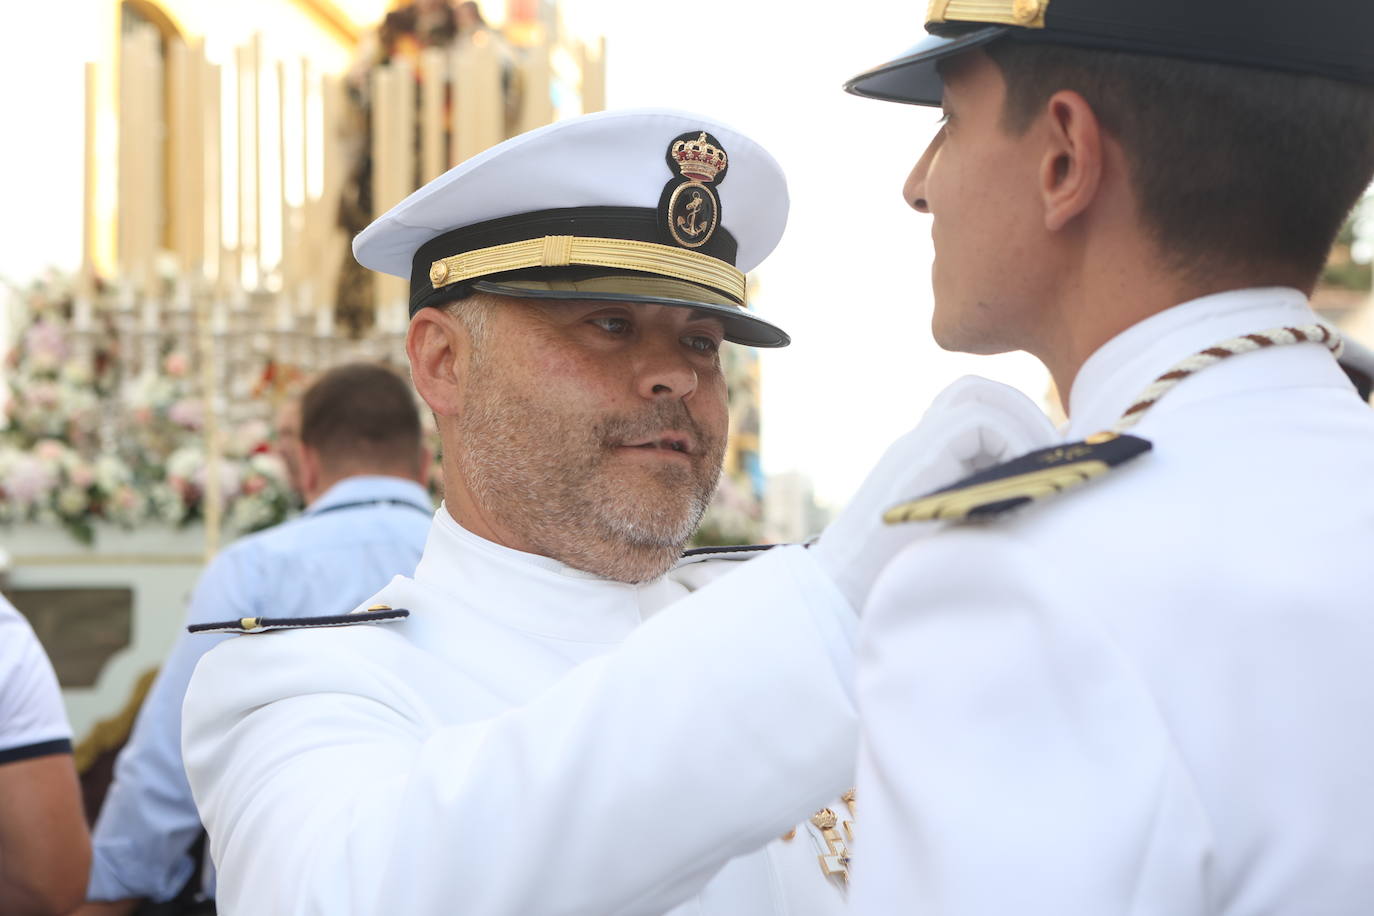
1065, 287, 1323, 439
409, 506, 686, 643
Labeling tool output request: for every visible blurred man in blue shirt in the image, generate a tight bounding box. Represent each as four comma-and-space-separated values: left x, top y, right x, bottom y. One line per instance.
78, 362, 433, 915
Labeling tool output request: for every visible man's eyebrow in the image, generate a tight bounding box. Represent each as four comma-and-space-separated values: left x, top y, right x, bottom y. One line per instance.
686, 309, 726, 325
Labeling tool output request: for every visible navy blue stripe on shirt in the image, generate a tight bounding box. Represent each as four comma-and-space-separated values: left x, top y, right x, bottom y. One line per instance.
310, 499, 433, 519
0, 738, 73, 766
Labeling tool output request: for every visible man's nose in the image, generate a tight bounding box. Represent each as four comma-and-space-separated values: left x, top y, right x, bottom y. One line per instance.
635, 336, 698, 401
903, 129, 943, 213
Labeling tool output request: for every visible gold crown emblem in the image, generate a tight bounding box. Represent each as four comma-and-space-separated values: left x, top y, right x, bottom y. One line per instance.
672, 132, 728, 183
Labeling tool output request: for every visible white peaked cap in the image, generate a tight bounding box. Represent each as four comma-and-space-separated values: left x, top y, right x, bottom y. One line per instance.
353, 108, 791, 347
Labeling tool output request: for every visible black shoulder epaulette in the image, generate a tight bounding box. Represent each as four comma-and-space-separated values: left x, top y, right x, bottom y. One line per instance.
884, 432, 1152, 524
678, 543, 780, 564
187, 605, 410, 635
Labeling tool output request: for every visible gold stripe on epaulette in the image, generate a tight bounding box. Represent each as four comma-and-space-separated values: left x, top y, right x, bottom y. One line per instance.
884, 459, 1109, 523
429, 236, 747, 302
927, 0, 1048, 28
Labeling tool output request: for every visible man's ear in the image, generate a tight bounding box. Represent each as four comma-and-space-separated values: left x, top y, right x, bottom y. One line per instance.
407, 306, 471, 418
1039, 89, 1105, 233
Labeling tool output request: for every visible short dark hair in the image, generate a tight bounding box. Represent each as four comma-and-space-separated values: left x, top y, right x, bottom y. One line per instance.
300, 363, 423, 474
984, 41, 1374, 284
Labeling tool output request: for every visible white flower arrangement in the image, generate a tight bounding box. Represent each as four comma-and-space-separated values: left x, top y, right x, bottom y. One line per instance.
1, 275, 303, 543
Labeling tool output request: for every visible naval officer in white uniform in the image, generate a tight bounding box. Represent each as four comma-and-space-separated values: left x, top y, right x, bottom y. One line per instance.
180, 109, 1052, 915
843, 0, 1374, 912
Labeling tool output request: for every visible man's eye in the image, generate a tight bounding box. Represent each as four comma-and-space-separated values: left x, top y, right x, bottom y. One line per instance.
683, 334, 720, 354
591, 316, 631, 334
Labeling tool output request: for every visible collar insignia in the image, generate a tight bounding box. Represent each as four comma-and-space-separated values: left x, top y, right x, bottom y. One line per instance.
660, 131, 728, 250
884, 432, 1153, 523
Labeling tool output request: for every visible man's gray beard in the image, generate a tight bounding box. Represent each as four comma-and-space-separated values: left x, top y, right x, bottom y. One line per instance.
454, 373, 723, 584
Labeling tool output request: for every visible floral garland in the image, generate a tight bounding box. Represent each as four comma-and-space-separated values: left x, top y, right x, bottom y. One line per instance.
1, 272, 298, 545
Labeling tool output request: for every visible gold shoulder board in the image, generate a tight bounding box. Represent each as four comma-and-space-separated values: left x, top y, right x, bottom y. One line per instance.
884, 432, 1152, 524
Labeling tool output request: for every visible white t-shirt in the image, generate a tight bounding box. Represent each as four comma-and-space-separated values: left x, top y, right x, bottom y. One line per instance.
0, 595, 72, 764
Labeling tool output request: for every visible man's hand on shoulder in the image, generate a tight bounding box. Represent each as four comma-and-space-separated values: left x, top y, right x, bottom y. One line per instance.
811, 375, 1058, 611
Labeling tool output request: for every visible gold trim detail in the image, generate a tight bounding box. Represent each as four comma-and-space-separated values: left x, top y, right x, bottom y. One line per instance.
541, 234, 574, 267
928, 0, 1048, 28
884, 460, 1110, 523
810, 807, 853, 884
429, 236, 746, 302
239, 617, 262, 631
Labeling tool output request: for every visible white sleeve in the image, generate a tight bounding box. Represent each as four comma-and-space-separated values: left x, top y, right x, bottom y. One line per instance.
850, 531, 1212, 916
184, 545, 858, 916
0, 598, 72, 764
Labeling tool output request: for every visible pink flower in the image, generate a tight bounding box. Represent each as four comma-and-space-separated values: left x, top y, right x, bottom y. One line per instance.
242, 475, 266, 496
29, 383, 60, 409
164, 352, 190, 377
70, 464, 96, 489
23, 320, 68, 369
168, 399, 205, 430
5, 455, 57, 504
34, 440, 65, 461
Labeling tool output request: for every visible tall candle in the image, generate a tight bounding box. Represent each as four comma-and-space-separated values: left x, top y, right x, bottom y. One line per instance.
421, 49, 445, 182
82, 62, 99, 300
203, 60, 222, 286
315, 301, 333, 337
141, 296, 160, 333
139, 27, 162, 300
212, 300, 229, 335
74, 296, 94, 334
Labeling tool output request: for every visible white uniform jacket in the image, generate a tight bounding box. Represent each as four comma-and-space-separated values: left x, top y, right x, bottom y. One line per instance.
183, 513, 858, 915
853, 288, 1374, 915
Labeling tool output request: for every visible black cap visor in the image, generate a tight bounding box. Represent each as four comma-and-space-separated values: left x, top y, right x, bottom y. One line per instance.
844, 27, 1008, 106
471, 269, 790, 348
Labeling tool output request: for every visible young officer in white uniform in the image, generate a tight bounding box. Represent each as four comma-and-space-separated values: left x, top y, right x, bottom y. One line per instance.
180, 109, 1054, 915
843, 1, 1374, 912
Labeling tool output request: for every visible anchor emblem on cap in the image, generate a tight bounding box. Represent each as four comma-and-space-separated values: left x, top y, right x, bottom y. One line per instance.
660, 130, 728, 250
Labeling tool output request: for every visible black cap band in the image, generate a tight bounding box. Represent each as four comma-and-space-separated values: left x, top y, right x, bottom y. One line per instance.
409, 206, 739, 315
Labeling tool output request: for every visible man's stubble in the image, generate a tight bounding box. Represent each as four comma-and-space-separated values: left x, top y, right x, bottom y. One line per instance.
454, 351, 725, 584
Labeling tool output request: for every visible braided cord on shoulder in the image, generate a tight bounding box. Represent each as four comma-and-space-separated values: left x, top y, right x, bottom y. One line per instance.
1113, 324, 1342, 431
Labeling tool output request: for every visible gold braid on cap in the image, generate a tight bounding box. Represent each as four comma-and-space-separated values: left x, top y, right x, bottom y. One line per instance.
428, 235, 747, 303
927, 0, 1049, 28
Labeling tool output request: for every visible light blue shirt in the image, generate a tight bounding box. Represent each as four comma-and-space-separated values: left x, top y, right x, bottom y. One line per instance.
87, 475, 433, 903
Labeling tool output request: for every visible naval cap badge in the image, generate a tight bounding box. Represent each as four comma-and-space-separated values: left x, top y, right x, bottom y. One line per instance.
660, 130, 728, 250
